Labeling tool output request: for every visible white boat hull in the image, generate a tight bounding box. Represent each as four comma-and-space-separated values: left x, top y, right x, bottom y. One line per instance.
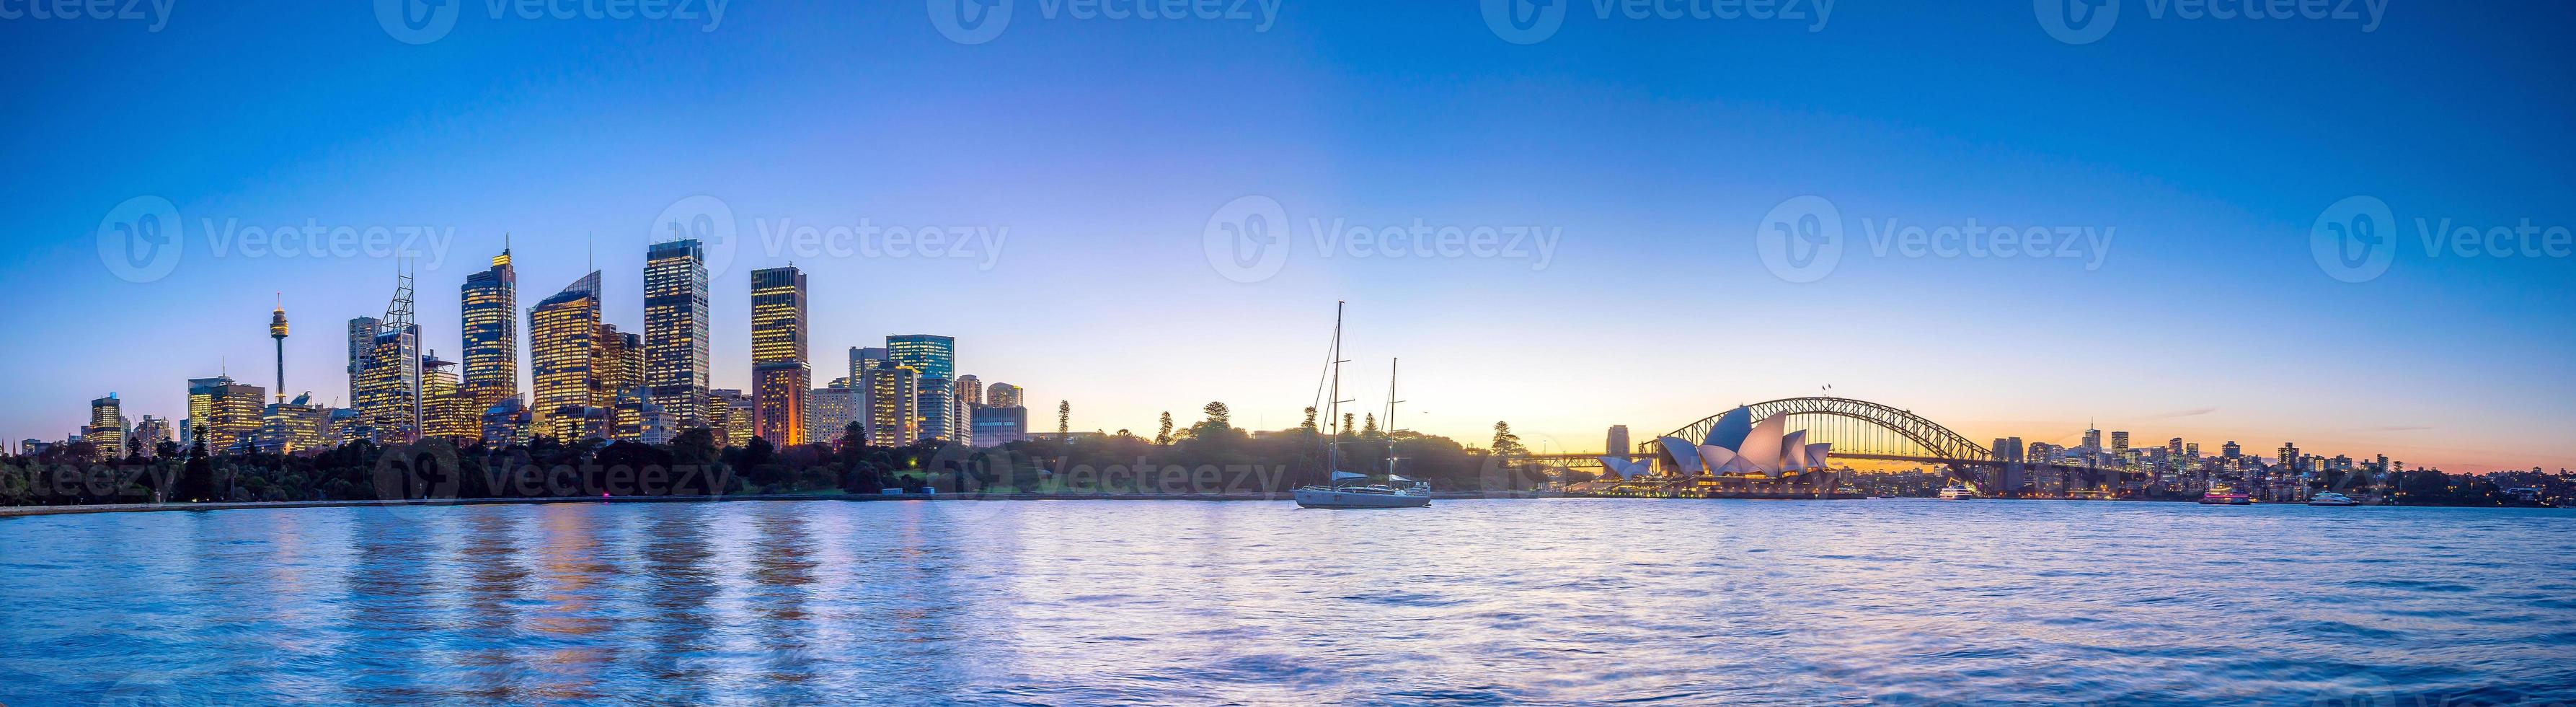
1294, 487, 1430, 509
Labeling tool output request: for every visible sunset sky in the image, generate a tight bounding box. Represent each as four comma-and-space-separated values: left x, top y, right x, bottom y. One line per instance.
3, 2, 2570, 471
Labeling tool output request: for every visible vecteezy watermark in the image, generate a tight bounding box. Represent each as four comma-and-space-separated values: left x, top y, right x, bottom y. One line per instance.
1200, 195, 1563, 284
650, 195, 1011, 278
2309, 195, 2573, 283
94, 196, 457, 284
1755, 195, 2115, 283
751, 219, 1010, 271
0, 0, 174, 31
2035, 0, 2386, 45
928, 0, 1281, 45
1482, 0, 1833, 45
374, 0, 728, 45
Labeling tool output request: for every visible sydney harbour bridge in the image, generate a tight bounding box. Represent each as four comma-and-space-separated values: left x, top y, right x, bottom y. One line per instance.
1515, 396, 2123, 493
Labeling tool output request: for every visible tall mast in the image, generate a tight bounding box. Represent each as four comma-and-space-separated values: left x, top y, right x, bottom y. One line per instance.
1385, 358, 1402, 476
1326, 302, 1347, 476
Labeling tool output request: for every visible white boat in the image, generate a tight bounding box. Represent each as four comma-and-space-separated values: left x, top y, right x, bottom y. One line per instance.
2307, 491, 2361, 506
1293, 303, 1430, 510
1295, 473, 1432, 509
1937, 483, 1978, 500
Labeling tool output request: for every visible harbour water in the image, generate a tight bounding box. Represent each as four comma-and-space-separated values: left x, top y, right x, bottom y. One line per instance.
1, 499, 2570, 705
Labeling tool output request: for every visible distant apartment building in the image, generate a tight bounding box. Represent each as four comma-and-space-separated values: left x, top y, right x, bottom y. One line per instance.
806, 381, 860, 445
984, 382, 1022, 408
861, 359, 920, 446
129, 416, 172, 457
708, 388, 756, 448
186, 375, 266, 452
88, 395, 124, 460
973, 405, 1029, 447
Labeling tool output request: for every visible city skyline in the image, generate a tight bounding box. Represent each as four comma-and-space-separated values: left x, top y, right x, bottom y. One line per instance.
15, 243, 2565, 475
4, 3, 2570, 472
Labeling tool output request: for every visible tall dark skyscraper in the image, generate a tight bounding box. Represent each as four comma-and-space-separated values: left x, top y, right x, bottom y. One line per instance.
749, 266, 808, 447
460, 242, 519, 413
645, 239, 709, 427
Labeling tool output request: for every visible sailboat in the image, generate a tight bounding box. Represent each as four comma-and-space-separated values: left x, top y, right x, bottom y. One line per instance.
1293, 304, 1432, 509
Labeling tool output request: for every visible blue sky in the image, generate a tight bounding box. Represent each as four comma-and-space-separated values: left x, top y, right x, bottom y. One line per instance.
1, 1, 2570, 470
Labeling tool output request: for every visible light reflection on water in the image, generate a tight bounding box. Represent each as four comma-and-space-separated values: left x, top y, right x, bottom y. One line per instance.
2, 499, 2571, 705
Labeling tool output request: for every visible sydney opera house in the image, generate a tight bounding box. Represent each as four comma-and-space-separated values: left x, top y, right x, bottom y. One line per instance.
1578, 406, 1851, 497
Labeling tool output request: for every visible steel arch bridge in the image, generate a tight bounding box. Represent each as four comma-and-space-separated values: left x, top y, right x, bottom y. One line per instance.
1653, 397, 1992, 464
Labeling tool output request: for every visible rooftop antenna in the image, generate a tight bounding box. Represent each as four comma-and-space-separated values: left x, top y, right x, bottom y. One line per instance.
588, 232, 596, 273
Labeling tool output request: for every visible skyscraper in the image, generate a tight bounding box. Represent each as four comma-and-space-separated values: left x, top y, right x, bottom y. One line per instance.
645, 239, 709, 427
918, 375, 959, 442
749, 266, 809, 447
955, 374, 983, 408
849, 346, 888, 386
2109, 431, 2130, 454
89, 394, 123, 460
460, 242, 520, 412
420, 352, 476, 441
861, 359, 919, 447
2081, 426, 2102, 452
346, 315, 379, 405
529, 271, 607, 440
885, 335, 955, 379
984, 382, 1023, 408
888, 335, 957, 442
1605, 425, 1630, 455
350, 271, 423, 443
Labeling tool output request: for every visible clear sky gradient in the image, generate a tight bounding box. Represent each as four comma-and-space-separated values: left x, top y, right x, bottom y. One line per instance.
2, 1, 2570, 471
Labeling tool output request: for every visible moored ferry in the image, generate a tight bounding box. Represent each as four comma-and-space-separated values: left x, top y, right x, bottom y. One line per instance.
2200, 486, 2252, 505
1937, 484, 1978, 500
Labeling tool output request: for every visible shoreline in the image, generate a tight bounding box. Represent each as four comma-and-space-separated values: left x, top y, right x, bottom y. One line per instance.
0, 491, 1558, 518
3, 492, 2551, 519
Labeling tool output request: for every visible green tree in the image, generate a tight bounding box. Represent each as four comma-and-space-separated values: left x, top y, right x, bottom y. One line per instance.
1156, 412, 1174, 447
1490, 421, 1528, 457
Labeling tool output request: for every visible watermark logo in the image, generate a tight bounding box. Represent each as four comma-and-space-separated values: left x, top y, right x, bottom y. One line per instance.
379, 0, 727, 44
375, 0, 460, 44
1757, 195, 1843, 283
94, 196, 461, 281
2035, 0, 2118, 45
1482, 0, 1567, 45
1200, 196, 1564, 284
929, 0, 1278, 44
2037, 0, 2386, 45
2309, 195, 2573, 283
2309, 195, 2395, 283
96, 196, 185, 284
655, 195, 1012, 276
0, 0, 174, 31
1484, 0, 1833, 44
928, 0, 1014, 44
652, 195, 740, 278
1756, 196, 2117, 283
1204, 195, 1291, 284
